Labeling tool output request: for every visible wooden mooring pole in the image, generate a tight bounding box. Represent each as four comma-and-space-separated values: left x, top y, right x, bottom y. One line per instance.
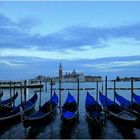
0, 82, 1, 102
10, 81, 12, 104
105, 76, 107, 117
39, 80, 42, 108
59, 79, 61, 108
114, 80, 116, 102
45, 80, 47, 92
131, 77, 133, 110
96, 81, 98, 101
0, 82, 1, 93
24, 80, 27, 110
20, 82, 22, 103
13, 82, 15, 107
102, 81, 104, 93
105, 76, 107, 100
50, 78, 53, 99
77, 78, 80, 108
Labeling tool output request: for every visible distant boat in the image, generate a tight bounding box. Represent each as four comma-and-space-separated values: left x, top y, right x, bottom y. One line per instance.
99, 91, 139, 127
61, 92, 78, 125
21, 92, 58, 127
85, 92, 105, 129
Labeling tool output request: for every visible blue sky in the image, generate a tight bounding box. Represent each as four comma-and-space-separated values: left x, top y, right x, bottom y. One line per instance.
0, 1, 140, 80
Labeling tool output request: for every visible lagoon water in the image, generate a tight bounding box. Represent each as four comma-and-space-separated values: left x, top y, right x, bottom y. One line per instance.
0, 81, 140, 139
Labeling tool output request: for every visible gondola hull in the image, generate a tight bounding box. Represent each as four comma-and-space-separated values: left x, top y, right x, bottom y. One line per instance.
86, 111, 104, 129
22, 92, 58, 127
115, 92, 140, 118
85, 92, 104, 129
0, 93, 37, 125
108, 110, 138, 126
61, 93, 78, 125
0, 92, 18, 107
99, 91, 139, 127
23, 107, 57, 127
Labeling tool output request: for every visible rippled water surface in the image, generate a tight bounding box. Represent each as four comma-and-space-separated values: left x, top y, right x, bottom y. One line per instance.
0, 81, 140, 139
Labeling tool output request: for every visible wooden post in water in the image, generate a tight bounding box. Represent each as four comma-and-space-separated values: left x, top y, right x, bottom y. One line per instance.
50, 78, 53, 99
105, 76, 107, 99
13, 82, 15, 107
77, 78, 80, 108
10, 81, 12, 105
105, 76, 108, 116
114, 80, 116, 102
102, 80, 104, 93
20, 82, 22, 103
131, 77, 133, 110
0, 82, 1, 102
45, 80, 47, 92
39, 80, 42, 108
59, 78, 61, 108
0, 82, 1, 93
96, 81, 98, 101
24, 80, 27, 110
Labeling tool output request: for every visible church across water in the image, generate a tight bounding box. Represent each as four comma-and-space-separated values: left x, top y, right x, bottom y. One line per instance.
57, 62, 102, 82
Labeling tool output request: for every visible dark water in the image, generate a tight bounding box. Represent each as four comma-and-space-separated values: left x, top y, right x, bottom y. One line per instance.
0, 81, 140, 139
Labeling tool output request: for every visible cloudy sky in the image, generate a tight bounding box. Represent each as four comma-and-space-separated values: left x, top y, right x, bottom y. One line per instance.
0, 1, 140, 80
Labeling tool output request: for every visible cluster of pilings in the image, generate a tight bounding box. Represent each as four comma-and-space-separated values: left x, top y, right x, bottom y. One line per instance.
49, 76, 139, 109
0, 80, 43, 108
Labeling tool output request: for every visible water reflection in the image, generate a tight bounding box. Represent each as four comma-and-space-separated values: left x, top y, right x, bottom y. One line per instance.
86, 117, 103, 139
60, 120, 79, 139
112, 121, 136, 139
0, 122, 19, 137
26, 124, 47, 139
25, 111, 58, 139
1, 83, 140, 139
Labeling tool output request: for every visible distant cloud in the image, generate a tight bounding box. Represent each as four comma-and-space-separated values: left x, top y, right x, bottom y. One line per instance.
84, 57, 140, 73
85, 60, 140, 69
0, 61, 25, 67
1, 12, 140, 52
0, 55, 140, 80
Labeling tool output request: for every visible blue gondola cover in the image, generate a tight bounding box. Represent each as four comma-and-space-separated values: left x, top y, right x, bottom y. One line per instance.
115, 93, 131, 107
63, 111, 74, 118
133, 93, 140, 104
99, 92, 115, 107
65, 92, 76, 103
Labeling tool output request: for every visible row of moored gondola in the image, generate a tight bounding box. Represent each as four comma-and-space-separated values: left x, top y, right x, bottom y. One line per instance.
0, 92, 37, 124
1, 91, 140, 129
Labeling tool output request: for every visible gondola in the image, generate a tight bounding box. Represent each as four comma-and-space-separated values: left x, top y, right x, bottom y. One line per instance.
133, 93, 140, 104
0, 92, 18, 115
22, 92, 58, 127
99, 91, 139, 126
61, 92, 78, 125
0, 92, 18, 106
115, 92, 140, 117
0, 93, 38, 125
85, 92, 104, 129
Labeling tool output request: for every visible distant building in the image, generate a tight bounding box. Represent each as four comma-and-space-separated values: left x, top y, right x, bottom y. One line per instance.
116, 77, 140, 81
36, 75, 46, 81
52, 62, 102, 82
85, 76, 102, 82
63, 69, 85, 82
28, 79, 40, 85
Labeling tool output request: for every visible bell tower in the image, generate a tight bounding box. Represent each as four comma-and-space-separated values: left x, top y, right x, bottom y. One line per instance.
59, 62, 62, 80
